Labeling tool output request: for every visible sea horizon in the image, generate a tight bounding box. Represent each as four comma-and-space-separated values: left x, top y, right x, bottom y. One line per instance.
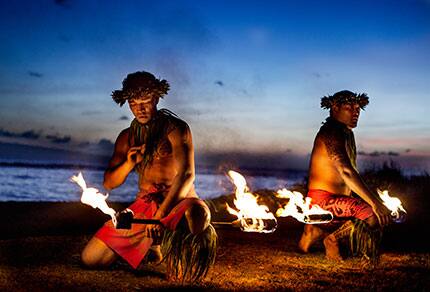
0, 160, 307, 202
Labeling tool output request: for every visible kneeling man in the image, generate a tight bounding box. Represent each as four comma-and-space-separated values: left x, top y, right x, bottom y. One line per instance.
299, 90, 391, 263
81, 71, 216, 281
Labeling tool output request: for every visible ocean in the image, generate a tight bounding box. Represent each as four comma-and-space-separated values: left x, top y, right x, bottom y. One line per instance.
0, 165, 306, 202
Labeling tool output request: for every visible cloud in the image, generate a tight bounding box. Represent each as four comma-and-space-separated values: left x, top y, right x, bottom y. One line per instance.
78, 141, 90, 147
196, 150, 308, 171
119, 115, 129, 121
81, 110, 102, 116
98, 138, 114, 149
312, 72, 330, 78
28, 71, 43, 78
0, 128, 41, 140
75, 138, 114, 155
214, 80, 224, 87
96, 139, 115, 153
46, 134, 72, 144
54, 0, 69, 7
358, 150, 400, 157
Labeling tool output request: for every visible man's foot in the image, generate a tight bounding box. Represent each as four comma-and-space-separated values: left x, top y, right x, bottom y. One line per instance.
323, 234, 343, 261
298, 224, 325, 253
146, 245, 163, 264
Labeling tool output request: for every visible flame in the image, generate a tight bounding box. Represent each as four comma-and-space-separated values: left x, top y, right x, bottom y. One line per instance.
226, 170, 277, 233
275, 188, 333, 224
378, 189, 406, 220
70, 172, 117, 226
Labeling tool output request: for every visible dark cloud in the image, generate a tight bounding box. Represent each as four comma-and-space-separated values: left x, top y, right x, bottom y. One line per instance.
21, 130, 41, 139
0, 128, 40, 140
358, 151, 400, 157
78, 141, 91, 147
241, 89, 249, 96
196, 151, 308, 171
54, 0, 69, 7
119, 115, 129, 121
98, 138, 114, 148
46, 134, 71, 144
74, 139, 114, 155
81, 110, 102, 116
28, 71, 43, 78
215, 80, 224, 87
405, 149, 411, 153
312, 72, 330, 78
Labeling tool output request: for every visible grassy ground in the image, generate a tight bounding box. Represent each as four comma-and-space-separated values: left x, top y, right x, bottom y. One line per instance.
1, 164, 429, 291
1, 221, 429, 291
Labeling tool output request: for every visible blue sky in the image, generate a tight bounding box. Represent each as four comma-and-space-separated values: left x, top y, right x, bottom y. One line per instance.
0, 0, 429, 171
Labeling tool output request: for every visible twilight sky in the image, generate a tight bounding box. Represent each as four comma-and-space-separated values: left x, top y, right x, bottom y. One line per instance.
0, 0, 429, 171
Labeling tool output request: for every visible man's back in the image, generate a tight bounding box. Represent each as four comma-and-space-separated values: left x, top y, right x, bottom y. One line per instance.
308, 119, 354, 196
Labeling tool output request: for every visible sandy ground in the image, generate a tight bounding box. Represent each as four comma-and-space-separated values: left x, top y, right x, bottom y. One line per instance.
0, 202, 429, 291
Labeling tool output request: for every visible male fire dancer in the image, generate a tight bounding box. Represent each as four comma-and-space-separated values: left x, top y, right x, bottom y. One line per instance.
298, 90, 392, 263
81, 71, 216, 281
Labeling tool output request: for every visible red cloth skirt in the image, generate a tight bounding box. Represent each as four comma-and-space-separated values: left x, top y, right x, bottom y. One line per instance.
95, 195, 206, 269
308, 189, 374, 221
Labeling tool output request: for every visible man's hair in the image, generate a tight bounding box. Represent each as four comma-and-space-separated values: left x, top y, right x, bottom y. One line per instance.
321, 90, 369, 110
111, 71, 170, 106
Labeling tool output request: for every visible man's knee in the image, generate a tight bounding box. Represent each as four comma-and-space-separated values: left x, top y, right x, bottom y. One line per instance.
81, 237, 116, 268
81, 247, 99, 268
365, 215, 379, 228
185, 202, 211, 235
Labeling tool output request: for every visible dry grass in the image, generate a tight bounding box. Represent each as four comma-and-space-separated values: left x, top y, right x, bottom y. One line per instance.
1, 165, 429, 291
0, 222, 429, 291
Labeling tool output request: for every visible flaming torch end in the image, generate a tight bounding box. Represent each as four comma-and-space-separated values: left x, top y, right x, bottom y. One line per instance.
115, 209, 134, 229
377, 190, 407, 223
303, 213, 333, 224
392, 210, 407, 223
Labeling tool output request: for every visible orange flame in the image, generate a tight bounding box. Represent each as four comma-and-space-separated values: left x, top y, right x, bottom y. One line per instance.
378, 189, 406, 220
226, 170, 277, 233
275, 188, 333, 224
71, 172, 117, 226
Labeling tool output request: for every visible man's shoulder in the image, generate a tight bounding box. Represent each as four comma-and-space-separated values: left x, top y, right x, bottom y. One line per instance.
159, 109, 190, 133
316, 121, 347, 145
116, 127, 131, 143
118, 127, 131, 136
318, 119, 346, 137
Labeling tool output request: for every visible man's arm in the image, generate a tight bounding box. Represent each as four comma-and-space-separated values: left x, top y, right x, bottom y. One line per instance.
155, 123, 195, 219
321, 129, 391, 225
103, 129, 143, 190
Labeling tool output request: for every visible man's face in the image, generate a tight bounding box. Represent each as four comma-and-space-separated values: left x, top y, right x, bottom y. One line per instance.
332, 102, 361, 129
128, 94, 159, 124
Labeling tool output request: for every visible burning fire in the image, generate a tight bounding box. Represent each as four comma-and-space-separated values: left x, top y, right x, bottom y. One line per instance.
226, 170, 277, 233
275, 188, 333, 224
70, 172, 117, 226
378, 189, 407, 222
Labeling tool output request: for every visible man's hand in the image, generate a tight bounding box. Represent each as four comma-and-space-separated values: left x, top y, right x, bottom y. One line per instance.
126, 145, 145, 166
145, 209, 166, 239
372, 202, 392, 227
144, 224, 164, 239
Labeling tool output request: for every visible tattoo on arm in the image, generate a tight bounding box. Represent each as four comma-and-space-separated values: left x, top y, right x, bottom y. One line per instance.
320, 128, 351, 167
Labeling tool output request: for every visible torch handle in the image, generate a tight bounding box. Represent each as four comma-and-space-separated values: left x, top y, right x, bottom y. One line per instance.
211, 221, 233, 225
131, 218, 163, 225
